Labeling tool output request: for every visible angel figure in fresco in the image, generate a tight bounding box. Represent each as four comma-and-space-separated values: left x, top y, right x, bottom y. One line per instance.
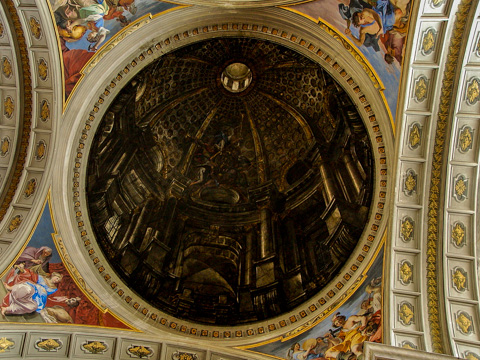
1, 264, 63, 317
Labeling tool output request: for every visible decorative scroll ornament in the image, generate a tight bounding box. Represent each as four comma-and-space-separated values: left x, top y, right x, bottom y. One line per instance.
40, 100, 50, 121
458, 125, 474, 153
0, 21, 4, 38
408, 123, 421, 149
465, 351, 480, 360
400, 216, 414, 242
400, 341, 417, 349
24, 178, 37, 198
127, 345, 153, 358
35, 140, 46, 161
38, 58, 48, 81
7, 215, 22, 233
399, 301, 414, 326
4, 96, 14, 118
2, 57, 12, 78
421, 28, 436, 56
452, 222, 466, 247
0, 137, 10, 157
456, 311, 474, 334
34, 338, 62, 352
403, 169, 417, 196
172, 351, 198, 360
466, 78, 480, 105
81, 341, 108, 354
399, 260, 413, 285
414, 76, 428, 102
453, 174, 468, 201
0, 337, 14, 353
29, 17, 41, 39
452, 267, 467, 292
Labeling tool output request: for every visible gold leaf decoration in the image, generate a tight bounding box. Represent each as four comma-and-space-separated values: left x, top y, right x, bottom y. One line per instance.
7, 214, 22, 233
466, 78, 480, 105
35, 140, 46, 161
81, 341, 107, 354
399, 302, 414, 326
399, 260, 413, 285
29, 17, 41, 39
35, 338, 62, 352
400, 217, 414, 242
456, 312, 473, 334
454, 175, 468, 200
431, 0, 445, 7
401, 341, 417, 350
451, 222, 466, 247
40, 100, 50, 121
38, 58, 48, 81
4, 96, 14, 118
414, 76, 428, 102
127, 345, 153, 358
458, 125, 473, 153
0, 137, 10, 156
24, 178, 37, 198
452, 267, 467, 292
465, 351, 480, 360
408, 123, 421, 149
403, 170, 417, 196
0, 337, 14, 353
421, 28, 436, 55
2, 57, 12, 78
172, 351, 198, 360
0, 21, 4, 38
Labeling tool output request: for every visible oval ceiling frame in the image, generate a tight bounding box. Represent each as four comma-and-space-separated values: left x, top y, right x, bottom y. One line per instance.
52, 7, 394, 342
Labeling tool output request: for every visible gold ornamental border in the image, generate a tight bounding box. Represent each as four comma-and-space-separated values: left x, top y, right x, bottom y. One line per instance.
70, 23, 389, 340
0, 0, 33, 222
426, 0, 474, 353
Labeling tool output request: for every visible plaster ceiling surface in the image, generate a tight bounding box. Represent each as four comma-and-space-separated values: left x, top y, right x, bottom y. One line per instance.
86, 37, 374, 326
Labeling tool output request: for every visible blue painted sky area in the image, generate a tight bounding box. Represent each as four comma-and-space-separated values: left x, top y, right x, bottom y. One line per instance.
248, 247, 384, 360
59, 0, 179, 52
24, 202, 61, 264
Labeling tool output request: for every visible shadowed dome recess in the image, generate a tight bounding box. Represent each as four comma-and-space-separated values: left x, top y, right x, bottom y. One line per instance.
87, 38, 374, 325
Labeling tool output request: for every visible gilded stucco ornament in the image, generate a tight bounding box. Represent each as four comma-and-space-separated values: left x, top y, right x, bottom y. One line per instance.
400, 341, 417, 349
127, 345, 153, 358
403, 169, 417, 196
399, 260, 413, 285
430, 0, 445, 7
172, 351, 198, 360
452, 267, 467, 292
0, 21, 4, 38
38, 58, 48, 81
466, 78, 480, 105
0, 137, 10, 157
400, 216, 414, 242
2, 57, 12, 78
34, 338, 62, 352
81, 341, 108, 354
7, 215, 22, 233
465, 351, 480, 360
24, 178, 37, 198
408, 123, 421, 149
453, 174, 468, 201
399, 301, 414, 326
414, 76, 428, 102
452, 222, 466, 247
4, 96, 14, 118
421, 28, 436, 56
35, 140, 46, 161
29, 17, 41, 39
40, 100, 50, 122
456, 311, 474, 334
0, 337, 14, 353
476, 35, 480, 57
458, 125, 473, 153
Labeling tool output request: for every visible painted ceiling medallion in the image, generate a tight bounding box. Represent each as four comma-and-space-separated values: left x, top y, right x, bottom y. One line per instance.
0, 137, 10, 157
40, 100, 50, 122
452, 267, 467, 292
34, 338, 62, 352
29, 17, 41, 39
421, 28, 436, 56
403, 169, 417, 196
2, 57, 12, 78
87, 38, 376, 326
414, 76, 428, 102
451, 222, 466, 247
127, 345, 153, 358
453, 174, 468, 201
172, 351, 198, 360
399, 260, 413, 285
38, 58, 48, 81
399, 301, 414, 326
456, 311, 474, 335
81, 340, 108, 354
458, 125, 473, 153
7, 215, 22, 233
4, 96, 14, 118
408, 123, 421, 150
466, 78, 480, 105
0, 337, 14, 353
400, 216, 414, 242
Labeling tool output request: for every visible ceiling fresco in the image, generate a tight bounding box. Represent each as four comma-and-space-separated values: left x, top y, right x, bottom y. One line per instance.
86, 37, 375, 326
282, 0, 414, 120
